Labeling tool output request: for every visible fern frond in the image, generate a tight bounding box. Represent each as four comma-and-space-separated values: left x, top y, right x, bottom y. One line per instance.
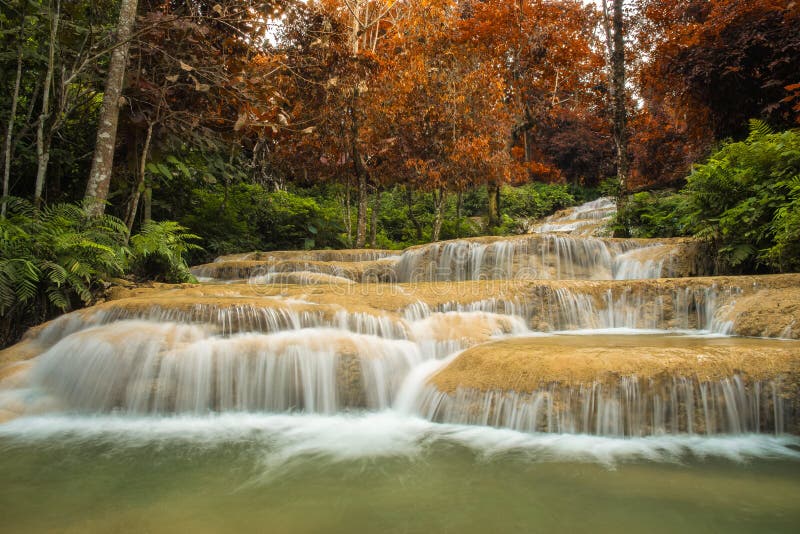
747, 119, 774, 142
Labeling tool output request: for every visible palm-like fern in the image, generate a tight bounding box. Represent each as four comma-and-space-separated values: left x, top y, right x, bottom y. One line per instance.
129, 220, 201, 282
1, 199, 205, 346
684, 122, 800, 272
0, 199, 129, 312
0, 199, 130, 345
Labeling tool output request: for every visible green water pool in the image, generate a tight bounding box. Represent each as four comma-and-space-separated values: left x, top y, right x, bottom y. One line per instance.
1, 413, 799, 533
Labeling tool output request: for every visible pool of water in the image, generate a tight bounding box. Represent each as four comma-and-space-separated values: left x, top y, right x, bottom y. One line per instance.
2, 413, 799, 533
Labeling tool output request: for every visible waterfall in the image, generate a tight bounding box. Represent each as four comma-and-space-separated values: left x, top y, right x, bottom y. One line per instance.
29, 322, 425, 414
392, 235, 694, 282
1, 197, 797, 438
533, 196, 617, 233
411, 377, 789, 437
194, 225, 702, 285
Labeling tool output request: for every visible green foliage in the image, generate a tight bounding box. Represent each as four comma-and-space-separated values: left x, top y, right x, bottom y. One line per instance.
597, 177, 621, 199
613, 192, 692, 238
0, 197, 207, 345
618, 122, 800, 273
0, 198, 129, 344
684, 122, 800, 271
501, 183, 576, 221
181, 184, 344, 261
129, 221, 202, 283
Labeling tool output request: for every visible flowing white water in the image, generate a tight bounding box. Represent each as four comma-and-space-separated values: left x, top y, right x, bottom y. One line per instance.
392, 235, 689, 282
191, 196, 696, 284
2, 413, 799, 465
532, 196, 617, 235
411, 376, 789, 437
4, 314, 795, 436
25, 322, 428, 414
1, 198, 797, 447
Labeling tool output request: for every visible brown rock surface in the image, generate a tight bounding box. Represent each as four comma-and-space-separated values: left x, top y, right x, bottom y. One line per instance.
430, 335, 800, 393
727, 287, 800, 339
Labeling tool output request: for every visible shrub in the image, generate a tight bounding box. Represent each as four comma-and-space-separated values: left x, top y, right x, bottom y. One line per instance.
0, 199, 129, 345
129, 221, 202, 283
618, 121, 800, 273
182, 184, 344, 260
614, 192, 692, 238
501, 183, 576, 220
683, 121, 800, 271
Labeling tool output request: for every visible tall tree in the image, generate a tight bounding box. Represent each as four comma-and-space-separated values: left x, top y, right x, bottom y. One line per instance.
458, 0, 606, 223
84, 0, 139, 215
33, 0, 60, 209
1, 1, 27, 217
603, 0, 629, 204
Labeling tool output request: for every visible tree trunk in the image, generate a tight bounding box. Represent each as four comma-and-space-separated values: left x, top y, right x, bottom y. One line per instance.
355, 172, 367, 248
350, 86, 368, 248
84, 0, 139, 216
2, 20, 25, 218
603, 0, 629, 210
612, 0, 629, 193
405, 185, 422, 241
368, 188, 381, 248
456, 190, 463, 238
34, 0, 60, 209
125, 121, 152, 231
487, 182, 501, 229
143, 185, 152, 222
431, 187, 447, 242
342, 178, 353, 247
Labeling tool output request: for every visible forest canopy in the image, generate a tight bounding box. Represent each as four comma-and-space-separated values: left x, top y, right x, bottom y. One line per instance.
0, 0, 798, 342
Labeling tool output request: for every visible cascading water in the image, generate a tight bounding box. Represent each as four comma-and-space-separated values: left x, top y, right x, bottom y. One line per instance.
2, 197, 800, 532
190, 200, 702, 285
1, 197, 799, 441
413, 374, 789, 436
532, 196, 617, 235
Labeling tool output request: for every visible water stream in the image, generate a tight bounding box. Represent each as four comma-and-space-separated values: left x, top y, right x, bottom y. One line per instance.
1, 197, 799, 532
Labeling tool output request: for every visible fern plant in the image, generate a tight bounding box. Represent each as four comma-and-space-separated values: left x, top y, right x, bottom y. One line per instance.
684, 122, 800, 272
129, 221, 202, 283
0, 198, 130, 345
0, 197, 205, 346
617, 121, 800, 274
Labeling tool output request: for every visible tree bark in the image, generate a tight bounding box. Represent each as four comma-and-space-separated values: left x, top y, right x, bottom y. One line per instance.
143, 185, 152, 222
431, 187, 447, 242
34, 0, 60, 209
355, 172, 368, 248
611, 0, 629, 191
405, 185, 422, 241
368, 188, 381, 248
487, 182, 501, 229
350, 86, 369, 248
125, 121, 153, 231
85, 0, 139, 216
603, 0, 629, 209
342, 178, 353, 247
456, 190, 463, 238
2, 16, 25, 218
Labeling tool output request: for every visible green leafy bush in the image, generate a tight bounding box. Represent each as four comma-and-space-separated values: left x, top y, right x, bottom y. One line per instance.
181, 184, 344, 261
129, 221, 202, 283
618, 121, 800, 273
501, 183, 576, 220
597, 177, 621, 199
683, 122, 800, 271
0, 198, 209, 346
613, 192, 692, 238
0, 199, 129, 344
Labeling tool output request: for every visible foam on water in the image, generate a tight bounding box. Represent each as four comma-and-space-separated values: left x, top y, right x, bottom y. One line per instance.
1, 413, 798, 468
